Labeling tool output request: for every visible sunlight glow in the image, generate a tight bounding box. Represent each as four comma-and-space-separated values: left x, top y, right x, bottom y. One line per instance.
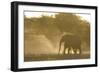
24, 11, 90, 23
76, 14, 90, 23
24, 12, 57, 18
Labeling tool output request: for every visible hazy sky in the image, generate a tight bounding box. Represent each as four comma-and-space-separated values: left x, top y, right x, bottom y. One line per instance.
24, 11, 90, 22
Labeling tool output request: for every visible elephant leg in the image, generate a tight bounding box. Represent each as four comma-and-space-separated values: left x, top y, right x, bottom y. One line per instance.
68, 47, 71, 54
70, 47, 75, 54
79, 48, 81, 54
73, 48, 76, 54
73, 48, 77, 54
77, 46, 81, 54
63, 47, 66, 55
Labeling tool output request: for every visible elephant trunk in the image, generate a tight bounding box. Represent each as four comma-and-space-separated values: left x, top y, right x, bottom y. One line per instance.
58, 40, 62, 55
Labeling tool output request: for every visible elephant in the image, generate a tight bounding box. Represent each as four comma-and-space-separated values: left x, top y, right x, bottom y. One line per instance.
59, 34, 81, 55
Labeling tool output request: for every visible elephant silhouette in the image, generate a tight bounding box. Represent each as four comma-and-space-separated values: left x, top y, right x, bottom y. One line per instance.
59, 34, 81, 55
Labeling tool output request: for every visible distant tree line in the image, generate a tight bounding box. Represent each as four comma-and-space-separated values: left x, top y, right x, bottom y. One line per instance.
24, 13, 90, 46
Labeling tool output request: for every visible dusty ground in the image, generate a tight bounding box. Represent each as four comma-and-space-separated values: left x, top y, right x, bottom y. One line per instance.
24, 34, 90, 62
24, 53, 90, 62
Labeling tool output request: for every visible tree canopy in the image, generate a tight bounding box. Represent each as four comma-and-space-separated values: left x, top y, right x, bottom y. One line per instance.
24, 13, 90, 45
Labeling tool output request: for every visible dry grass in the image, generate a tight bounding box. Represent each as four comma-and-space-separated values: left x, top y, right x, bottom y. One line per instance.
24, 53, 90, 62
